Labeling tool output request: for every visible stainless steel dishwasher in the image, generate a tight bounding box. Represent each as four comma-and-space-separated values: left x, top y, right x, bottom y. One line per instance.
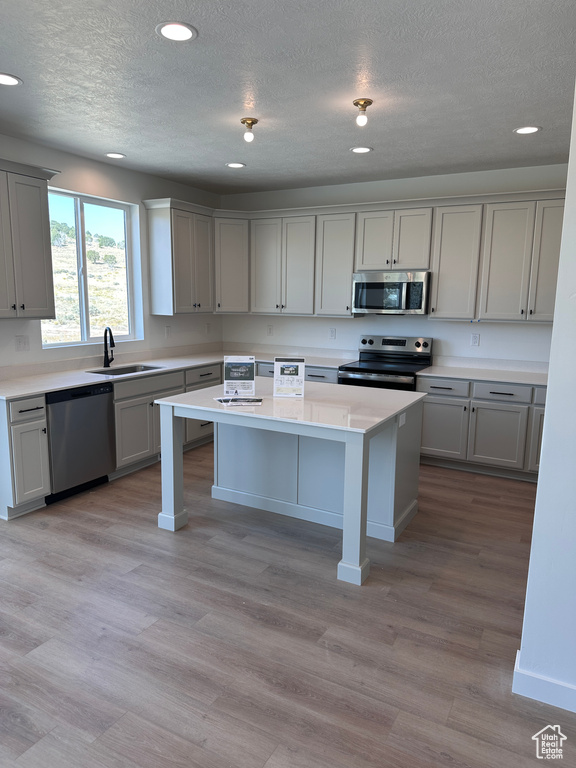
46, 383, 115, 501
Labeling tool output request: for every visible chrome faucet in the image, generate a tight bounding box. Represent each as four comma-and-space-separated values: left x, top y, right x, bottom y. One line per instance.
103, 327, 115, 368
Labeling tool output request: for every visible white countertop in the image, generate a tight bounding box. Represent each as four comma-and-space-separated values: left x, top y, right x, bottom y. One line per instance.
417, 365, 548, 386
0, 350, 547, 401
0, 354, 224, 400
156, 377, 426, 434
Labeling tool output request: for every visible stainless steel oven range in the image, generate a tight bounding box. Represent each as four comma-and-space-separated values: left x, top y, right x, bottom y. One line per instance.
338, 335, 433, 391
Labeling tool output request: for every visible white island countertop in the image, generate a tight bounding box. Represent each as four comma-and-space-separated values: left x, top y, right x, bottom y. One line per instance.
157, 376, 425, 433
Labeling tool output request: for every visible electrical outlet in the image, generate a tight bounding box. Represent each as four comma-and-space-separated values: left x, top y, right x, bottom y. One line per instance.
267, 324, 274, 337
164, 325, 171, 338
470, 333, 480, 347
204, 323, 211, 335
329, 328, 336, 340
15, 335, 29, 352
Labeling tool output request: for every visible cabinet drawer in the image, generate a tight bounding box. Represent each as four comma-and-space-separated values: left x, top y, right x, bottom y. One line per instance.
114, 371, 184, 400
472, 381, 532, 403
533, 387, 547, 405
9, 395, 46, 423
257, 363, 275, 377
185, 364, 222, 386
305, 367, 338, 384
417, 378, 470, 397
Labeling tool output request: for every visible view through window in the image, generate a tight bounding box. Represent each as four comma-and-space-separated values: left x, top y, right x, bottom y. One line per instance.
42, 191, 132, 346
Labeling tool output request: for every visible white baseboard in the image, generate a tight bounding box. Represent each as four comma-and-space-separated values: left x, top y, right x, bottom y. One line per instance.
211, 485, 414, 542
512, 650, 576, 713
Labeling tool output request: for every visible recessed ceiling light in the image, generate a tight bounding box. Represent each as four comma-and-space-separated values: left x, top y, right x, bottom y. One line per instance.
156, 22, 198, 41
106, 152, 126, 159
0, 73, 22, 86
513, 126, 541, 134
226, 162, 246, 168
350, 146, 373, 153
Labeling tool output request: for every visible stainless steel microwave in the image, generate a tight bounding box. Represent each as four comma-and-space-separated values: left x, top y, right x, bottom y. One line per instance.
352, 271, 430, 315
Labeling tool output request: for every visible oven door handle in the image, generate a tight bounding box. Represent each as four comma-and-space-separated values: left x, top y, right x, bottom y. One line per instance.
338, 371, 415, 385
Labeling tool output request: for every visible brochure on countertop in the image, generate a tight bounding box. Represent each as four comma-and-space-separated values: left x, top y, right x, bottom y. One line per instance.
273, 357, 305, 397
214, 397, 263, 406
223, 356, 255, 396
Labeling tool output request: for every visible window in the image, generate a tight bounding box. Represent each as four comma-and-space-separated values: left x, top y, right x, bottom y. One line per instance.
42, 191, 134, 346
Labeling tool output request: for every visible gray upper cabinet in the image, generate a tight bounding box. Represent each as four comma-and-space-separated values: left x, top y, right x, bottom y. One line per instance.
0, 170, 55, 319
354, 208, 432, 271
477, 200, 564, 322
145, 199, 213, 315
250, 216, 315, 314
214, 218, 249, 313
429, 204, 483, 319
315, 212, 355, 316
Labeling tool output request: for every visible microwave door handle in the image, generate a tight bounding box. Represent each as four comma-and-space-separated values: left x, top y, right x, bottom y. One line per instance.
400, 281, 408, 311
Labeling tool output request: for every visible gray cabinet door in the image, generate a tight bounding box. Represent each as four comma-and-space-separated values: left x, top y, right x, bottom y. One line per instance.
527, 406, 545, 472
214, 218, 249, 313
467, 400, 528, 468
420, 396, 470, 460
527, 200, 564, 322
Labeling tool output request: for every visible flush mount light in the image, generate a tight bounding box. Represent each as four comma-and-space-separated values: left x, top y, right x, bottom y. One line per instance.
226, 162, 246, 168
353, 98, 373, 126
513, 126, 541, 134
350, 146, 373, 153
106, 152, 125, 159
0, 73, 23, 86
156, 22, 198, 41
240, 117, 258, 142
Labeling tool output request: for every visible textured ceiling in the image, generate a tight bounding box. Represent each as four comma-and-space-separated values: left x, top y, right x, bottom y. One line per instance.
1, 0, 575, 195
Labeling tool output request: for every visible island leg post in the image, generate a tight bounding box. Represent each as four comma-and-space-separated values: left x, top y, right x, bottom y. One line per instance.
158, 403, 188, 531
337, 432, 370, 585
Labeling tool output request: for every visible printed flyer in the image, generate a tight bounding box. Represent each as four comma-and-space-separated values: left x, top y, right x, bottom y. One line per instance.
273, 357, 305, 397
223, 356, 255, 396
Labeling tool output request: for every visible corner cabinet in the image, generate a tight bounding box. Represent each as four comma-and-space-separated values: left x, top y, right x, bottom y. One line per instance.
144, 199, 213, 316
315, 213, 355, 316
0, 165, 56, 319
477, 200, 564, 322
214, 218, 249, 313
250, 216, 315, 314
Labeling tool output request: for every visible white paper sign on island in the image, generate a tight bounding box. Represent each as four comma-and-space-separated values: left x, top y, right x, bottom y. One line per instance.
273, 357, 305, 397
223, 356, 255, 396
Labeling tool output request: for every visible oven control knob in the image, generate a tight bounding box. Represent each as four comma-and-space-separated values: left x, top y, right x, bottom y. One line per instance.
422, 341, 429, 348
361, 338, 367, 345
415, 341, 421, 348
368, 338, 374, 345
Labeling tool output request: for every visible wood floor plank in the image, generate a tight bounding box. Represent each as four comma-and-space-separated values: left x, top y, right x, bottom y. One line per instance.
0, 444, 573, 768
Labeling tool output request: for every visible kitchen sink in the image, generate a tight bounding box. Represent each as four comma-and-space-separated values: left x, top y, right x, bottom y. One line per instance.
88, 364, 162, 376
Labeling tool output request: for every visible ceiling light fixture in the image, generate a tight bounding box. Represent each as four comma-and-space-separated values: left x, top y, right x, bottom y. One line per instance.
241, 117, 258, 142
0, 73, 23, 86
106, 152, 125, 159
353, 98, 373, 127
513, 126, 541, 135
226, 162, 246, 168
350, 146, 373, 153
156, 22, 198, 41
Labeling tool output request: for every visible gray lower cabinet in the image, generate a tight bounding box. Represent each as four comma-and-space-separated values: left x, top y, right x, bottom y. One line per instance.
527, 406, 545, 472
114, 372, 185, 468
467, 400, 529, 469
184, 364, 222, 444
418, 375, 543, 474
421, 396, 470, 460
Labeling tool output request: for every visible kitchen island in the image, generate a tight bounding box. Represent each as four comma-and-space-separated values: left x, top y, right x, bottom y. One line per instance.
156, 378, 425, 585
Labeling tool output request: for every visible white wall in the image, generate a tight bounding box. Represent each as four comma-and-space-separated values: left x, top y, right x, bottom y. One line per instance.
512, 86, 576, 712
0, 133, 222, 376
222, 314, 552, 368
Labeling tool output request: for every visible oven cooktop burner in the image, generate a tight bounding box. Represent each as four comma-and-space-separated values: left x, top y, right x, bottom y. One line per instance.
339, 335, 433, 376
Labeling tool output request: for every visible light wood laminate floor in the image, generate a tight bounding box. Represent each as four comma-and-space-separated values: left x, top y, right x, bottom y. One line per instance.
0, 444, 574, 767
